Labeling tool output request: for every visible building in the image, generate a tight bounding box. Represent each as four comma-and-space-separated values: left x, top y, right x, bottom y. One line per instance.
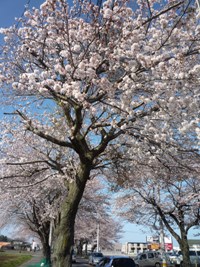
166, 239, 200, 252
121, 242, 148, 256
188, 240, 200, 250
0, 242, 11, 249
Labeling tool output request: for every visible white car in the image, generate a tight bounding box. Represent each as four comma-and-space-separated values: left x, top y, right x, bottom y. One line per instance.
166, 251, 181, 266
134, 251, 174, 267
178, 250, 200, 267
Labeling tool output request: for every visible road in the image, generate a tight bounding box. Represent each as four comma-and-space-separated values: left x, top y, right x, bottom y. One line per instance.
73, 257, 90, 267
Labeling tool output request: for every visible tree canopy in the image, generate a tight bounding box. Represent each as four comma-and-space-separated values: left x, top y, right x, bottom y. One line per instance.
0, 0, 199, 266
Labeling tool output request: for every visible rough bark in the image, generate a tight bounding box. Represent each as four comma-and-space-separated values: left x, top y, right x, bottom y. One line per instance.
179, 228, 191, 267
41, 234, 51, 264
51, 163, 91, 267
37, 222, 52, 264
157, 206, 193, 267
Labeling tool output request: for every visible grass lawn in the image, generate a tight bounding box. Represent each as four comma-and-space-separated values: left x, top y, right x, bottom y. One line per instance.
0, 252, 32, 267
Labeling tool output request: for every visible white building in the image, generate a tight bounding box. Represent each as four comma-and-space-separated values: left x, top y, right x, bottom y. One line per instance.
122, 242, 148, 256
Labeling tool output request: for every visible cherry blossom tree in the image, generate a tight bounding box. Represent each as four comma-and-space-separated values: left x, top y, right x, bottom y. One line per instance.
0, 193, 52, 262
75, 179, 122, 254
0, 123, 120, 261
0, 120, 70, 263
0, 152, 120, 261
0, 0, 200, 266
0, 152, 65, 264
111, 148, 200, 267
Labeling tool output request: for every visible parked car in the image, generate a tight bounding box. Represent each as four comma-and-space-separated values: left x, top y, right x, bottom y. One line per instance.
89, 252, 104, 265
166, 251, 181, 266
134, 250, 174, 267
178, 250, 200, 267
96, 255, 136, 267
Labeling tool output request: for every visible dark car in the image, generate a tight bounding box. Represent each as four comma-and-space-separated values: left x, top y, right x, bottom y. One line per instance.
96, 255, 136, 267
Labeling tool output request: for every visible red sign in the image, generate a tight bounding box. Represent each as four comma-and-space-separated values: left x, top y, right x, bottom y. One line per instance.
165, 243, 173, 251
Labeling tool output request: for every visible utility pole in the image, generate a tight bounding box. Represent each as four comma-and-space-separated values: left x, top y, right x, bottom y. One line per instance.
49, 219, 53, 246
159, 218, 165, 251
94, 207, 100, 252
157, 185, 165, 252
96, 221, 100, 252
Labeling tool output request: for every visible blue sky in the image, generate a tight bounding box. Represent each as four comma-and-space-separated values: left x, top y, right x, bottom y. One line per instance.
0, 0, 45, 117
0, 0, 199, 248
0, 0, 45, 28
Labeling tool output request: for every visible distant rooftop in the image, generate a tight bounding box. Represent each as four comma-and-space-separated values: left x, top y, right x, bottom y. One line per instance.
188, 240, 200, 245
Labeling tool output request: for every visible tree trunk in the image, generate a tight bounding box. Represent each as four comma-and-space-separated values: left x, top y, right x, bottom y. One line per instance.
51, 163, 91, 267
77, 239, 83, 256
179, 229, 191, 267
158, 208, 192, 267
38, 223, 52, 265
42, 237, 51, 265
52, 212, 74, 267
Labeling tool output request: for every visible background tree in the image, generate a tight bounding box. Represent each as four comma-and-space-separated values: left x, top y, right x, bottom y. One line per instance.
0, 0, 199, 266
107, 111, 200, 267
0, 124, 121, 261
75, 178, 123, 254
113, 167, 200, 267
0, 178, 63, 263
0, 235, 8, 242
